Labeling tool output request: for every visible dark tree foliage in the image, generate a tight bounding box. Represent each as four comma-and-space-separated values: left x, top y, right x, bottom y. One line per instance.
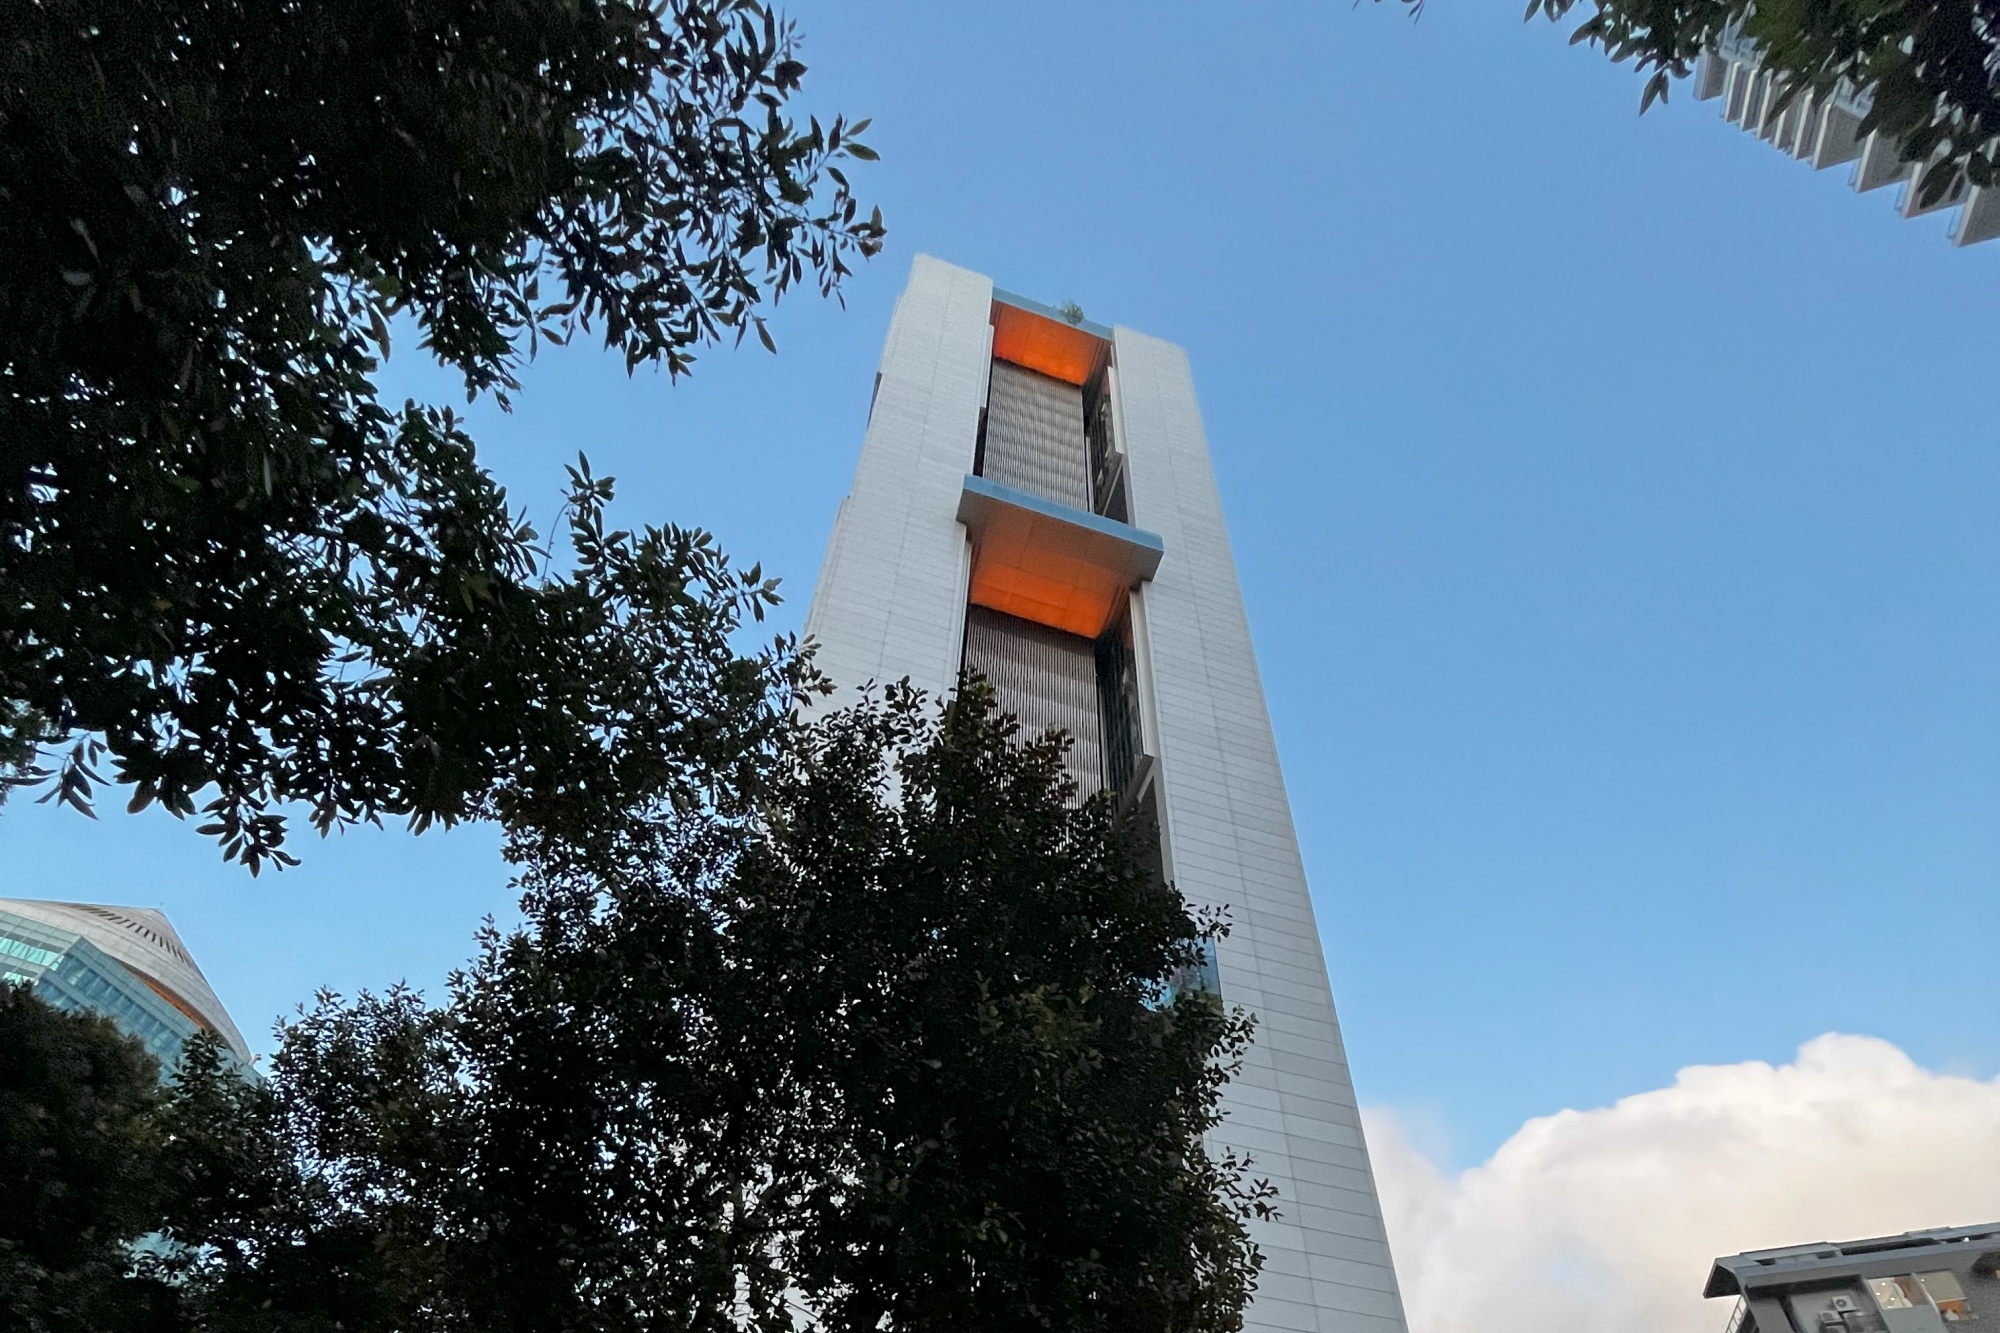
1513, 0, 2000, 199
740, 685, 1269, 1333
0, 987, 164, 1331
0, 987, 265, 1333
0, 0, 881, 868
149, 684, 1267, 1333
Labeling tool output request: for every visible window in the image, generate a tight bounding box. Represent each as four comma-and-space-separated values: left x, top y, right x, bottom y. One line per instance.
1158, 936, 1221, 1006
1096, 602, 1142, 797
1870, 1278, 1919, 1311
1082, 364, 1129, 522
1871, 1274, 1975, 1323
1917, 1273, 1972, 1322
0, 935, 62, 968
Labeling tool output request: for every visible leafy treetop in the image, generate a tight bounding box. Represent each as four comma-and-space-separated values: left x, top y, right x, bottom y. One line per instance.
0, 0, 882, 869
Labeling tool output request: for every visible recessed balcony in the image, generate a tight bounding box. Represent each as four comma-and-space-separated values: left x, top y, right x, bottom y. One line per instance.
956, 473, 1163, 639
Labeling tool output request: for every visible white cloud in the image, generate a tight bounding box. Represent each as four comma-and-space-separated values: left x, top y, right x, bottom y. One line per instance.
1364, 1035, 2000, 1333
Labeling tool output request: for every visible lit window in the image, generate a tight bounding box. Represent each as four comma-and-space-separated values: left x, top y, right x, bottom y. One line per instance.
1870, 1278, 1921, 1311
1917, 1273, 1972, 1322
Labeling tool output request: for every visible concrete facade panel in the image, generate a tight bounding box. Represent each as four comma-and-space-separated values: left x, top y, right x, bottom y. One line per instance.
1113, 320, 1405, 1333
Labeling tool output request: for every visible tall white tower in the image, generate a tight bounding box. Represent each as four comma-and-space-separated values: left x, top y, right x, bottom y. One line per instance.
805, 255, 1408, 1333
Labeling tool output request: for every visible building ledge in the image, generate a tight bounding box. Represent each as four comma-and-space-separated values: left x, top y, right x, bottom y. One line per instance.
956, 474, 1163, 638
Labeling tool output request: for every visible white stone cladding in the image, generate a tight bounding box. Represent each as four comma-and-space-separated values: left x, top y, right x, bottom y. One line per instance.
804, 255, 1407, 1333
1112, 327, 1407, 1333
803, 254, 988, 703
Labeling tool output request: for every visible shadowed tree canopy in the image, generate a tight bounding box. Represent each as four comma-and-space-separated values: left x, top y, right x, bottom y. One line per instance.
0, 0, 882, 868
2, 683, 1271, 1333
0, 986, 167, 1332
1513, 0, 2000, 199
0, 988, 274, 1333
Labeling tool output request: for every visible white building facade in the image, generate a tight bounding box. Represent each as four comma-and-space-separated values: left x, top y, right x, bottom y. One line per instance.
804, 256, 1408, 1333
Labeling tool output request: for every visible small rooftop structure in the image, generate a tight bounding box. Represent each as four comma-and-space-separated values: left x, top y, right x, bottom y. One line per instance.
1707, 1224, 2000, 1333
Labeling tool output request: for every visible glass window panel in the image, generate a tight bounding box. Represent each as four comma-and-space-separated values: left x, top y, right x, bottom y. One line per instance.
1871, 1279, 1915, 1310
1917, 1273, 1971, 1321
0, 937, 63, 967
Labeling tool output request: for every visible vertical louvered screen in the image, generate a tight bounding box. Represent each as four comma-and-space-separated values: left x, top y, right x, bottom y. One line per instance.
963, 606, 1104, 802
982, 361, 1091, 510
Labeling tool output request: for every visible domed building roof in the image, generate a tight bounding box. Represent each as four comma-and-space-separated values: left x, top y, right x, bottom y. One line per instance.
0, 898, 251, 1062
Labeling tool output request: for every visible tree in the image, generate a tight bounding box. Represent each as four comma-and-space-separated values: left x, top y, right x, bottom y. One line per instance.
0, 987, 166, 1332
1520, 0, 2000, 201
0, 0, 882, 868
735, 684, 1267, 1333
0, 987, 260, 1333
156, 683, 1268, 1333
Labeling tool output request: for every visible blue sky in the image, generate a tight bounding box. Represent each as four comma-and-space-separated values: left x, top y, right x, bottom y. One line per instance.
5, 0, 1995, 1169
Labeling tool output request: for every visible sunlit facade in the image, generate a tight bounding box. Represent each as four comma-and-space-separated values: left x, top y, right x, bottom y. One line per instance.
803, 257, 1408, 1333
0, 897, 252, 1073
